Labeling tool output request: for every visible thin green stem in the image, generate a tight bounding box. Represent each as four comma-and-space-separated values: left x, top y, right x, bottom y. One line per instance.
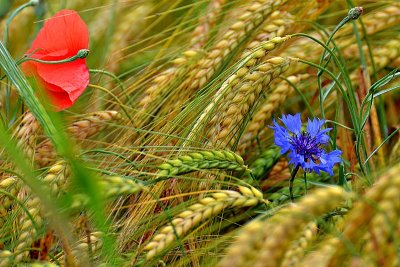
290, 164, 300, 202
19, 49, 90, 64
364, 127, 400, 165
3, 0, 38, 47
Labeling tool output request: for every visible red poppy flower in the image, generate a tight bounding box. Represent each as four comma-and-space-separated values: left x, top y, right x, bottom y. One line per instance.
22, 10, 89, 110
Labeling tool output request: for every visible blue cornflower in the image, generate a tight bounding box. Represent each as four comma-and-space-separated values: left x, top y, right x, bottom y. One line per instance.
271, 113, 342, 175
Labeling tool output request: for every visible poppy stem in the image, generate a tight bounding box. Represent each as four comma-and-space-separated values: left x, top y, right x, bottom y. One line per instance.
0, 49, 90, 80
3, 0, 39, 47
20, 49, 90, 65
289, 164, 300, 202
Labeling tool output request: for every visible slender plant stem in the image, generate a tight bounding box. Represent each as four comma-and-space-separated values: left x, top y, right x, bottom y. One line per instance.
290, 164, 300, 201
3, 0, 38, 47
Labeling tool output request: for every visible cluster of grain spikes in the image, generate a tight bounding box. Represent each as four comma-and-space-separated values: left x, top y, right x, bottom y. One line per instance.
183, 36, 292, 145
155, 0, 290, 120
206, 56, 296, 148
134, 0, 229, 118
327, 163, 400, 266
141, 186, 266, 262
0, 113, 41, 219
9, 160, 70, 263
182, 0, 287, 91
218, 186, 352, 267
237, 73, 310, 154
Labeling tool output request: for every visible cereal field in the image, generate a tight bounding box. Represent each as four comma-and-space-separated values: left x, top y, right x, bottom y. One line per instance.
0, 0, 399, 266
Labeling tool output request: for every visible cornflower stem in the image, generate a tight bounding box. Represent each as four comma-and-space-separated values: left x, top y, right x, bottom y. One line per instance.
317, 6, 363, 118
304, 172, 307, 195
290, 164, 300, 202
318, 6, 363, 73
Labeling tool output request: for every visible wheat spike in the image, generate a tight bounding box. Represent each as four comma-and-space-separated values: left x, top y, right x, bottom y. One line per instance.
0, 176, 19, 210
338, 5, 400, 48
243, 10, 294, 57
0, 250, 12, 267
137, 49, 199, 112
157, 150, 247, 177
136, 0, 226, 113
155, 0, 289, 121
12, 161, 70, 263
253, 187, 350, 267
348, 36, 400, 84
13, 194, 43, 262
0, 115, 36, 227
41, 160, 70, 196
185, 0, 288, 91
137, 0, 227, 113
15, 112, 40, 158
66, 231, 103, 265
35, 111, 121, 167
185, 37, 292, 145
143, 186, 265, 260
215, 219, 265, 267
281, 221, 318, 267
101, 176, 142, 198
298, 237, 341, 267
190, 0, 226, 49
70, 176, 143, 210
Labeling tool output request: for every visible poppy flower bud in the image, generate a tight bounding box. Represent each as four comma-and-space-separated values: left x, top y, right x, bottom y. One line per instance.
77, 49, 90, 59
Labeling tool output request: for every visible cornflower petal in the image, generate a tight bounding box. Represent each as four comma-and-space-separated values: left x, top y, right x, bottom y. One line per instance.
281, 113, 302, 135
306, 118, 325, 137
270, 114, 342, 176
271, 119, 292, 154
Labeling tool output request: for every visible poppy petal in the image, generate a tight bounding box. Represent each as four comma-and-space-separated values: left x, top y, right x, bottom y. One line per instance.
27, 10, 88, 56
43, 85, 74, 110
22, 9, 89, 110
35, 59, 89, 96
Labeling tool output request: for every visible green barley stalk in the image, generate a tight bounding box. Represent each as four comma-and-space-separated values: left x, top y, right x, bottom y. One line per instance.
156, 150, 248, 178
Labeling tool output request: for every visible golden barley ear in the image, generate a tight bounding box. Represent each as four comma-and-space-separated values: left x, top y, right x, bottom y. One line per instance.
68, 231, 103, 265
142, 186, 265, 261
218, 187, 352, 267
327, 163, 400, 266
11, 160, 69, 263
